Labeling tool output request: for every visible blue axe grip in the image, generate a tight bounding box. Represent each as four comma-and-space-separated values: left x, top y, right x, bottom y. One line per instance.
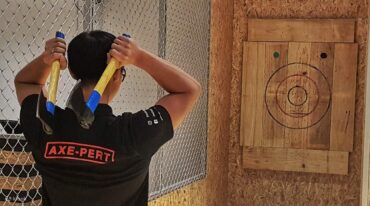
56, 31, 65, 39
46, 101, 56, 115
86, 91, 101, 113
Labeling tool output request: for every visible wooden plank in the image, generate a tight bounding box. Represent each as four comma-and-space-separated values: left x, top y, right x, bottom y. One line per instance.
248, 19, 355, 43
243, 147, 348, 175
330, 44, 358, 151
284, 43, 311, 149
327, 150, 349, 174
306, 43, 334, 150
0, 200, 42, 206
0, 151, 34, 165
203, 0, 234, 204
240, 42, 259, 146
252, 43, 266, 147
262, 43, 288, 147
0, 176, 41, 191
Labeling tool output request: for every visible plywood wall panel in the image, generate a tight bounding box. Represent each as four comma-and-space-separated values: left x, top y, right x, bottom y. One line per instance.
243, 147, 348, 175
0, 200, 42, 206
306, 43, 334, 150
0, 176, 41, 191
240, 42, 260, 146
264, 43, 288, 148
228, 0, 368, 205
284, 43, 311, 149
330, 44, 358, 152
242, 40, 348, 154
0, 151, 34, 165
248, 19, 355, 43
149, 181, 206, 206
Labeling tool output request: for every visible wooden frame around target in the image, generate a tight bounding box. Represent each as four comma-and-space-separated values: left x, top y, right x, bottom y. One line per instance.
240, 19, 358, 175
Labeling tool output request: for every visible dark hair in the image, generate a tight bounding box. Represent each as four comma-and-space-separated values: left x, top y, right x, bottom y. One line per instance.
67, 30, 116, 85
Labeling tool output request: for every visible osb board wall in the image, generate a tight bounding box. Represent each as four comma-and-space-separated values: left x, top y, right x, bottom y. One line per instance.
228, 1, 368, 206
149, 0, 234, 205
149, 182, 206, 206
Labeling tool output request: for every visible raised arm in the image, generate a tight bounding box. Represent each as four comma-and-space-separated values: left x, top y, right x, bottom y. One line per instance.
14, 38, 67, 104
136, 50, 201, 129
110, 36, 201, 129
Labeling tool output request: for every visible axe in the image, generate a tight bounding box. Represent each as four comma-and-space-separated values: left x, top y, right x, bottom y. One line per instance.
67, 33, 131, 129
36, 31, 65, 135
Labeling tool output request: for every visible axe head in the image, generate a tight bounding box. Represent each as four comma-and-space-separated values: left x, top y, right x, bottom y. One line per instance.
66, 81, 95, 129
37, 82, 95, 133
66, 33, 131, 130
36, 92, 54, 135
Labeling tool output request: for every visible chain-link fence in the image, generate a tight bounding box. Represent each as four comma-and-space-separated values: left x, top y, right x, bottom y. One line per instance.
0, 0, 210, 204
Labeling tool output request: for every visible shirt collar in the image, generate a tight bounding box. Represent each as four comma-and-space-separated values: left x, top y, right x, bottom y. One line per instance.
94, 104, 113, 115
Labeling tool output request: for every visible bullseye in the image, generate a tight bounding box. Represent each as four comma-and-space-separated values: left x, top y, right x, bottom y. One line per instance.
287, 86, 307, 106
275, 74, 320, 118
264, 63, 331, 129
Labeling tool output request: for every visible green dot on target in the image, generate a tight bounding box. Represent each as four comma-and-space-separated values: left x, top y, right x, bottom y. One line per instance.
273, 51, 280, 58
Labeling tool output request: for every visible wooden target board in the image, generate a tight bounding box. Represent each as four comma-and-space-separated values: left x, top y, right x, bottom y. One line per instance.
240, 19, 357, 175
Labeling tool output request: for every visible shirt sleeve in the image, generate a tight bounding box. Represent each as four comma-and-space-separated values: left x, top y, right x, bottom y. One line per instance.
20, 94, 42, 147
124, 105, 174, 158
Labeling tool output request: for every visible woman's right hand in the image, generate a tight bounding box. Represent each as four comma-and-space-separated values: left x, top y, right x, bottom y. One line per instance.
41, 37, 68, 70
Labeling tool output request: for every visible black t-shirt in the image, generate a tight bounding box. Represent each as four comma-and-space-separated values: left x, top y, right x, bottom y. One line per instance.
19, 94, 173, 206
